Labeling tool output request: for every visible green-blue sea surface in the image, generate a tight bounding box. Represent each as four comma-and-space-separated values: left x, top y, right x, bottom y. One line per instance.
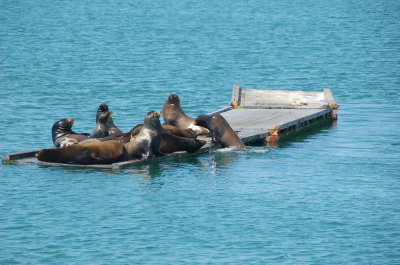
1, 0, 399, 264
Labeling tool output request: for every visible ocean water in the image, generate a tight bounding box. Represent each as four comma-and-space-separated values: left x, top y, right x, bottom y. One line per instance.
1, 0, 400, 264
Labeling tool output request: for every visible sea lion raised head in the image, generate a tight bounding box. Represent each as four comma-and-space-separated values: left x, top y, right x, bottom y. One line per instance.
52, 118, 90, 148
124, 111, 163, 160
93, 103, 123, 136
91, 111, 113, 138
96, 103, 109, 123
52, 118, 74, 138
195, 114, 245, 149
165, 94, 181, 107
162, 94, 209, 136
144, 110, 162, 131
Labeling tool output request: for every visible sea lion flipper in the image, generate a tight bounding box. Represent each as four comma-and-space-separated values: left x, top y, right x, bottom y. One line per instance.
142, 150, 151, 160
90, 152, 103, 162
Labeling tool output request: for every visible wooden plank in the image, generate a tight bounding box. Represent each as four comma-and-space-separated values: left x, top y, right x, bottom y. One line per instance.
3, 155, 120, 169
221, 108, 328, 130
2, 149, 42, 161
323, 88, 336, 104
240, 89, 327, 108
208, 106, 233, 115
220, 108, 332, 143
2, 145, 214, 169
231, 84, 242, 108
113, 144, 215, 169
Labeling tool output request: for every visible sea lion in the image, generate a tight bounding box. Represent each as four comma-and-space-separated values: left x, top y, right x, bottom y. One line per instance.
130, 124, 196, 139
131, 124, 205, 153
35, 140, 127, 164
52, 118, 90, 148
91, 123, 206, 154
91, 111, 113, 138
92, 103, 123, 137
161, 124, 196, 138
160, 134, 207, 154
162, 94, 209, 136
124, 111, 163, 160
194, 114, 245, 149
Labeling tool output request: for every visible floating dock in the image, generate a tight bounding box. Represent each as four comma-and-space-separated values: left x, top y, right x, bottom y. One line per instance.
2, 85, 338, 169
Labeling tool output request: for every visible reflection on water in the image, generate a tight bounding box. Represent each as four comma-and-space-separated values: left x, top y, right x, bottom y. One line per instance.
128, 163, 164, 180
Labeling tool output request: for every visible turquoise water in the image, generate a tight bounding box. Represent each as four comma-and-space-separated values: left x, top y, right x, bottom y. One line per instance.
1, 0, 400, 264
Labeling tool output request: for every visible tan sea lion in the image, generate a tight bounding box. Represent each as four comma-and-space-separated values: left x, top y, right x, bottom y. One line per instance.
195, 114, 245, 149
124, 111, 163, 160
35, 140, 127, 164
162, 94, 209, 136
52, 118, 90, 148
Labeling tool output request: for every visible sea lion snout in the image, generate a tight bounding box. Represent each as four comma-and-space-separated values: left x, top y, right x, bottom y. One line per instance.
97, 103, 109, 113
66, 118, 74, 126
146, 110, 161, 119
194, 114, 210, 129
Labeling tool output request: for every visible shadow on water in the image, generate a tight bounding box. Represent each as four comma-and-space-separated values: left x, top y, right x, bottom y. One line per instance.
249, 120, 337, 148
278, 120, 337, 148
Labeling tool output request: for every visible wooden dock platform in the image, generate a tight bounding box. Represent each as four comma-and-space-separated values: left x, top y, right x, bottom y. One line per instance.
2, 85, 338, 169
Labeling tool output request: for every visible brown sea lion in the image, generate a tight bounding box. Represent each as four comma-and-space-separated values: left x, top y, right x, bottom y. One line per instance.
91, 123, 205, 154
131, 124, 205, 153
130, 124, 196, 139
52, 118, 90, 148
162, 94, 209, 136
35, 140, 127, 164
161, 124, 196, 138
194, 114, 245, 149
124, 111, 163, 160
160, 134, 207, 154
92, 103, 123, 137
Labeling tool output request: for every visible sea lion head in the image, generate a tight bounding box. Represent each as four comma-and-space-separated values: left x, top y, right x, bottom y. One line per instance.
51, 118, 75, 145
144, 111, 162, 129
97, 103, 109, 113
96, 103, 109, 122
52, 118, 74, 136
166, 94, 180, 106
194, 114, 212, 129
